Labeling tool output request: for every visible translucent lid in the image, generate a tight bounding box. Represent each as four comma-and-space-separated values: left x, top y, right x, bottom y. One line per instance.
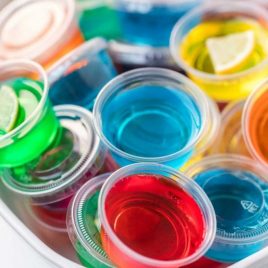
0, 0, 76, 62
2, 105, 103, 198
68, 173, 114, 267
108, 41, 175, 67
185, 155, 268, 246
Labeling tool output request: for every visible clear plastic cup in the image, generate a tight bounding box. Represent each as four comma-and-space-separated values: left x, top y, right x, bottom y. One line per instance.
181, 97, 220, 171
242, 78, 268, 169
48, 38, 117, 110
93, 67, 214, 169
77, 0, 122, 41
0, 59, 59, 168
112, 0, 204, 47
98, 163, 216, 268
170, 1, 268, 102
67, 173, 115, 267
185, 154, 268, 263
211, 101, 250, 156
2, 105, 106, 231
0, 0, 84, 68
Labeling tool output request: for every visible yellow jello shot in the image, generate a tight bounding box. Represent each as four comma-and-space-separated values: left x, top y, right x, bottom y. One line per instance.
170, 2, 268, 102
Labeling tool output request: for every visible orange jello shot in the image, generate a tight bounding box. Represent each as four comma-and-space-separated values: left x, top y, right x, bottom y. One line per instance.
0, 0, 84, 68
243, 79, 268, 168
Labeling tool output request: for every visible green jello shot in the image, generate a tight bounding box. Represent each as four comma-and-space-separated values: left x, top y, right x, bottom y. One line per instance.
0, 60, 59, 168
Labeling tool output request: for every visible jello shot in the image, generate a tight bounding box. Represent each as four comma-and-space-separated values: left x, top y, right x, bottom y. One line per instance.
0, 60, 59, 168
113, 0, 204, 47
93, 68, 214, 168
77, 0, 122, 41
2, 105, 106, 231
186, 155, 268, 263
170, 2, 268, 101
212, 101, 250, 156
48, 38, 117, 110
0, 0, 84, 68
243, 79, 268, 169
98, 163, 216, 268
67, 173, 114, 267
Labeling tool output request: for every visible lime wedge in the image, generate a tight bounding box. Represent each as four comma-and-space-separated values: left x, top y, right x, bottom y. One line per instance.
0, 85, 19, 133
19, 89, 39, 119
206, 30, 255, 74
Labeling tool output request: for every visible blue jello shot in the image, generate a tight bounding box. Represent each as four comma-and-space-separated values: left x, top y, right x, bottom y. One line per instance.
185, 154, 268, 263
113, 0, 204, 47
47, 38, 117, 110
93, 68, 214, 168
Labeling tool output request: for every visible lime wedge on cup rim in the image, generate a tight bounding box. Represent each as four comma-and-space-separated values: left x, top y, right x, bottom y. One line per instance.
0, 85, 19, 134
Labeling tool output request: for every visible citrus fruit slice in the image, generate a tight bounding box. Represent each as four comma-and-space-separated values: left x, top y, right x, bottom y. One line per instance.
19, 89, 39, 119
0, 85, 19, 133
206, 30, 255, 74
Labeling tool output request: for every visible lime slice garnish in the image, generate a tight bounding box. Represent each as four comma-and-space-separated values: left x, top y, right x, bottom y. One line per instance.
0, 85, 19, 133
206, 30, 255, 74
18, 89, 39, 119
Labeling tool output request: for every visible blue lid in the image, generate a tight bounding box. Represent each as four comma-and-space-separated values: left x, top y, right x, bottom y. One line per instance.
185, 154, 268, 263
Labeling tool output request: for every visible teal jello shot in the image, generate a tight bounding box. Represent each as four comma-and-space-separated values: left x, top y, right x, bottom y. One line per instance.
185, 154, 268, 263
93, 68, 215, 168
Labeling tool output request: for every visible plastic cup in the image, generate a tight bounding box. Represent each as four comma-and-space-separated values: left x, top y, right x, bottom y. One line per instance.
170, 1, 268, 102
77, 0, 122, 41
48, 38, 117, 110
185, 154, 268, 263
211, 101, 250, 156
112, 0, 204, 47
0, 60, 59, 168
242, 79, 268, 169
2, 105, 106, 231
98, 163, 216, 268
0, 0, 84, 68
93, 67, 214, 169
67, 173, 115, 267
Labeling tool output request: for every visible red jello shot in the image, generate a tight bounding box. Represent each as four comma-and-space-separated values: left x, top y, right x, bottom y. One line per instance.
98, 163, 216, 268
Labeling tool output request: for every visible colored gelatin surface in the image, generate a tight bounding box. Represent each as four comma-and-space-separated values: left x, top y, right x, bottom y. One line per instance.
194, 168, 268, 262
102, 174, 205, 266
181, 20, 268, 75
180, 19, 268, 100
0, 78, 59, 167
102, 85, 201, 167
117, 1, 198, 47
79, 5, 122, 41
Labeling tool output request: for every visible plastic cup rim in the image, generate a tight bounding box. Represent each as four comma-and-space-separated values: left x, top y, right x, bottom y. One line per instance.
0, 59, 48, 143
93, 67, 210, 163
98, 163, 216, 267
68, 173, 114, 267
113, 0, 203, 8
185, 153, 268, 245
170, 0, 268, 82
2, 105, 102, 197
